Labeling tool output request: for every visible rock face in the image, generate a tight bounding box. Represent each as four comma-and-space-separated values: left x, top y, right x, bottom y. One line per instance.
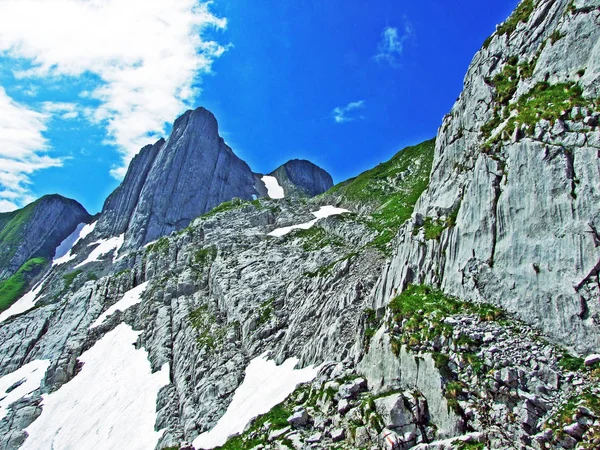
101, 108, 261, 248
94, 139, 164, 238
0, 195, 90, 280
96, 108, 334, 248
269, 159, 334, 198
374, 0, 600, 354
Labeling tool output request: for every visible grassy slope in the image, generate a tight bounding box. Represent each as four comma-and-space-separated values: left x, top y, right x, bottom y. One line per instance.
0, 200, 39, 268
0, 257, 47, 312
325, 138, 436, 252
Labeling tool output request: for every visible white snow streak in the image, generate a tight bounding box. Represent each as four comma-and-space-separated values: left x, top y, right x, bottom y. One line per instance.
193, 354, 320, 449
268, 205, 349, 237
74, 233, 124, 268
0, 281, 44, 323
89, 282, 149, 329
0, 360, 50, 420
22, 323, 169, 450
52, 221, 97, 266
262, 175, 285, 199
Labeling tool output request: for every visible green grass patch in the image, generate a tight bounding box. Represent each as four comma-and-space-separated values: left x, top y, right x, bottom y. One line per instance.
0, 201, 38, 267
257, 298, 274, 327
324, 139, 435, 254
504, 82, 595, 137
145, 236, 169, 254
453, 441, 485, 450
559, 352, 586, 372
388, 285, 503, 356
304, 251, 358, 278
188, 305, 225, 350
202, 197, 257, 219
545, 390, 600, 445
289, 226, 344, 252
215, 403, 293, 450
194, 245, 217, 267
63, 269, 83, 291
495, 0, 534, 39
0, 257, 47, 312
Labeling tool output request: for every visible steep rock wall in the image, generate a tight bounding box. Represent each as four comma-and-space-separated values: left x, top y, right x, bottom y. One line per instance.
374, 0, 600, 353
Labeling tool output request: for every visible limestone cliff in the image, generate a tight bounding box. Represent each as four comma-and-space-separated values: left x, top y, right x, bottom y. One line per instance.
374, 0, 600, 354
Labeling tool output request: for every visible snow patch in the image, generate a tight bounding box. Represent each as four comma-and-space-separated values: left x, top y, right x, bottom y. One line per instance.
89, 282, 149, 329
74, 233, 124, 268
0, 281, 45, 324
193, 354, 320, 449
52, 221, 97, 266
0, 360, 50, 420
22, 323, 169, 450
262, 175, 285, 199
268, 205, 349, 237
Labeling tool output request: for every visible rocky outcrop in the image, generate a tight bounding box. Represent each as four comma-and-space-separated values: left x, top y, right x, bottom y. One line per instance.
269, 159, 334, 198
0, 195, 90, 280
374, 0, 600, 354
122, 107, 262, 248
94, 139, 164, 238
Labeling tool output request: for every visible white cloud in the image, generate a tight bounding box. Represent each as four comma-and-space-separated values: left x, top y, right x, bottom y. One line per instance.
375, 23, 412, 67
0, 87, 63, 212
41, 102, 79, 120
332, 100, 365, 124
0, 0, 228, 179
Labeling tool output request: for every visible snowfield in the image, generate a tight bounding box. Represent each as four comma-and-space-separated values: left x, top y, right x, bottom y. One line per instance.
262, 175, 285, 199
89, 282, 149, 329
52, 221, 97, 266
21, 323, 169, 450
0, 360, 50, 421
74, 233, 124, 268
268, 205, 349, 237
0, 281, 45, 324
193, 354, 320, 449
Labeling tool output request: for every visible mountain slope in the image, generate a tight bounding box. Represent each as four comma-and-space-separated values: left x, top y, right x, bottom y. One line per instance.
1, 1, 600, 450
0, 195, 90, 281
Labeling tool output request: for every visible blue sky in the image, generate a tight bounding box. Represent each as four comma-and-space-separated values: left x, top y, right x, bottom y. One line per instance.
0, 0, 519, 213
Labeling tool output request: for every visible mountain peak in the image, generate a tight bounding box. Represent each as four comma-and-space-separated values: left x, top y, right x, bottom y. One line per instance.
268, 159, 333, 198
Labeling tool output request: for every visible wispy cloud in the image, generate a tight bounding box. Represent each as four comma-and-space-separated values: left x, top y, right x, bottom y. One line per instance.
0, 0, 228, 179
41, 102, 80, 120
0, 87, 62, 212
375, 23, 412, 67
332, 100, 365, 124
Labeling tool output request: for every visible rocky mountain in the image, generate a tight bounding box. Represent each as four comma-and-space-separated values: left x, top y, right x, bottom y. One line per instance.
94, 107, 333, 250
0, 194, 90, 284
0, 1, 600, 450
269, 160, 334, 198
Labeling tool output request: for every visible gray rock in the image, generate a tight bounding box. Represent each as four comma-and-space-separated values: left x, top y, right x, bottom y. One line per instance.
584, 354, 600, 366
287, 409, 309, 427
123, 107, 261, 248
0, 194, 90, 280
330, 428, 345, 442
268, 160, 333, 198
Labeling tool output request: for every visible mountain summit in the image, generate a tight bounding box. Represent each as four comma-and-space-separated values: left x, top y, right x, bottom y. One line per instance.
95, 107, 333, 248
